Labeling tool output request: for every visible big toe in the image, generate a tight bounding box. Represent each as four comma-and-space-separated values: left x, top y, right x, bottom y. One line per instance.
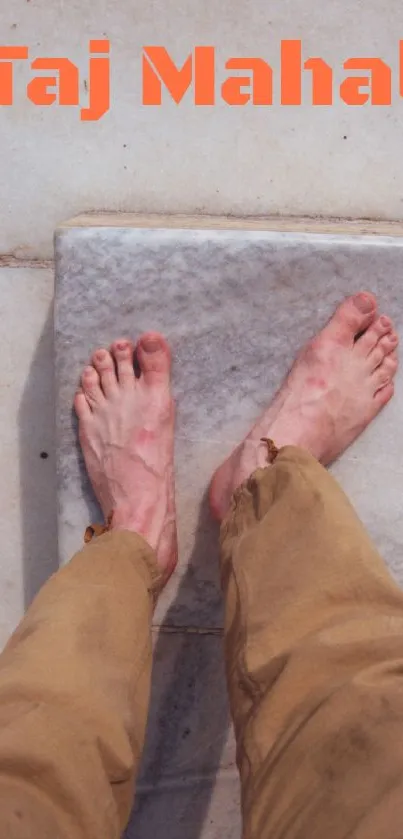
324, 292, 377, 344
136, 332, 171, 385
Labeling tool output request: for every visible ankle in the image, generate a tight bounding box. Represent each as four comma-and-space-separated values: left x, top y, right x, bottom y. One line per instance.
108, 506, 147, 537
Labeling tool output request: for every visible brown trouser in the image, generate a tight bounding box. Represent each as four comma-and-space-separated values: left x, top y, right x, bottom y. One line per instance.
1, 447, 403, 838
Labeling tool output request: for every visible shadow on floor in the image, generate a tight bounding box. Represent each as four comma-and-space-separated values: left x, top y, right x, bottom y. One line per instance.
124, 495, 233, 839
18, 302, 59, 610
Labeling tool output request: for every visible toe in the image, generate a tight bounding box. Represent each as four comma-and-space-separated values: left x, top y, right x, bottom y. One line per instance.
110, 339, 135, 387
136, 332, 171, 385
356, 315, 392, 356
367, 331, 399, 371
81, 365, 104, 407
91, 348, 118, 397
374, 380, 395, 408
74, 388, 92, 420
324, 292, 377, 344
372, 351, 399, 392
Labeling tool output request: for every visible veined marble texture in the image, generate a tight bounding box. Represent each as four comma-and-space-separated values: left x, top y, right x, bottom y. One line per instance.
55, 224, 403, 628
55, 222, 403, 838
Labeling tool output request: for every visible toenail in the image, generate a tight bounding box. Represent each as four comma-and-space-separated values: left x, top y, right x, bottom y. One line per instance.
116, 341, 129, 352
380, 316, 391, 327
95, 350, 107, 361
141, 337, 161, 353
354, 293, 374, 313
84, 366, 95, 377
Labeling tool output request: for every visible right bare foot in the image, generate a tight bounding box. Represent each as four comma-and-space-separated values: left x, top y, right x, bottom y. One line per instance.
210, 293, 399, 521
74, 333, 177, 583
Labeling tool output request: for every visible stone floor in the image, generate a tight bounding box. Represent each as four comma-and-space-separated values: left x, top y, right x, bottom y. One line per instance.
0, 266, 57, 643
52, 216, 403, 837
1, 1, 403, 834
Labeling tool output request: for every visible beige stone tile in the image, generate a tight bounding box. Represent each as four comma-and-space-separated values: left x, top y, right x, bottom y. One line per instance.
0, 267, 57, 648
1, 0, 403, 257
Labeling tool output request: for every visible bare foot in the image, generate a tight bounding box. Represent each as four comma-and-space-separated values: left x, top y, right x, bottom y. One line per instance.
210, 293, 399, 521
74, 333, 177, 581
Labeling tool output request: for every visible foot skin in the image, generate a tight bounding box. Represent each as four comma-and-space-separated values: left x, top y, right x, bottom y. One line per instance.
74, 333, 177, 581
210, 293, 399, 521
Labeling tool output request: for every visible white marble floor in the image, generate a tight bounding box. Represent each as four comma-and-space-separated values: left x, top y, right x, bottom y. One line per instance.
51, 219, 403, 837
55, 222, 403, 623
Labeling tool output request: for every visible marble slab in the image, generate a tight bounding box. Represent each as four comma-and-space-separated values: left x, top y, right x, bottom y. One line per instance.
55, 219, 403, 628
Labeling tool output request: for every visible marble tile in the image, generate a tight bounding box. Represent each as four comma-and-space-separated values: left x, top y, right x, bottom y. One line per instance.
125, 630, 240, 839
55, 222, 403, 627
126, 774, 241, 839
2, 0, 403, 257
0, 267, 57, 648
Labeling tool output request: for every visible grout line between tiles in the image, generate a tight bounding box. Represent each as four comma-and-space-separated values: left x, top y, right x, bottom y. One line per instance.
152, 625, 223, 636
0, 256, 54, 269
7, 212, 403, 269
59, 212, 403, 238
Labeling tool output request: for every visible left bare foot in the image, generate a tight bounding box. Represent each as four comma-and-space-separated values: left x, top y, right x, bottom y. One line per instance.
74, 333, 177, 582
210, 293, 398, 522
